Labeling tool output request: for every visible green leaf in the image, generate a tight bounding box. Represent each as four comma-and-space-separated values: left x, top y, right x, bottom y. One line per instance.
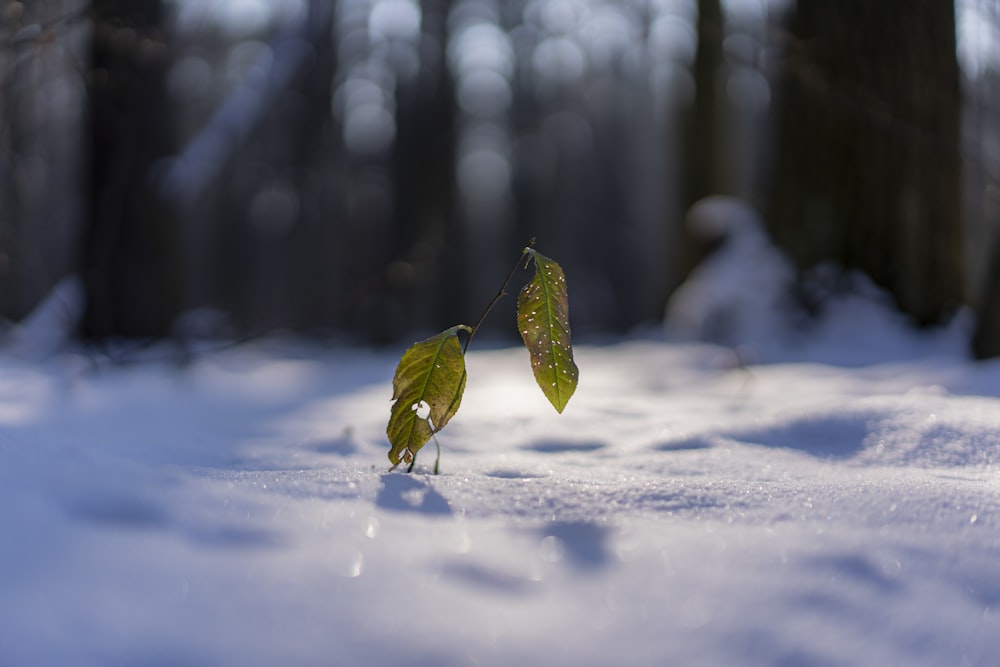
517, 249, 579, 413
387, 325, 470, 466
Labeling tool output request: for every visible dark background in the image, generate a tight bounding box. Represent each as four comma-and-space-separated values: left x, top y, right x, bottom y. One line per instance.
1, 0, 999, 353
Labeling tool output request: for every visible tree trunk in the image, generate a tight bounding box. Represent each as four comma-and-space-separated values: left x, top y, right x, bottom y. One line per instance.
667, 0, 729, 310
1, 1, 86, 321
80, 0, 178, 338
972, 224, 1000, 358
684, 0, 726, 210
386, 0, 459, 336
969, 58, 1000, 358
766, 0, 964, 325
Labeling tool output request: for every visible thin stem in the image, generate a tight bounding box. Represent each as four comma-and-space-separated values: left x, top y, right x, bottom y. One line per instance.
405, 416, 445, 474
402, 432, 441, 474
462, 237, 536, 354
432, 431, 442, 475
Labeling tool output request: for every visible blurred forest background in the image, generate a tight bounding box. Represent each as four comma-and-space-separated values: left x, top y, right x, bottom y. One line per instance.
1, 0, 999, 354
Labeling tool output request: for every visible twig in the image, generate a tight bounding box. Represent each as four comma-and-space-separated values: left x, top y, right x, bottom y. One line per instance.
462, 237, 535, 354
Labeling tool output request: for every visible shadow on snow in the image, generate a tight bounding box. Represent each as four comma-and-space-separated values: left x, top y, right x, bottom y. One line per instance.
376, 473, 453, 516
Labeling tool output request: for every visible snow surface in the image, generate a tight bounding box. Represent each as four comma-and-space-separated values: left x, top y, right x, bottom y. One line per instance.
2, 275, 1000, 666
1, 326, 998, 666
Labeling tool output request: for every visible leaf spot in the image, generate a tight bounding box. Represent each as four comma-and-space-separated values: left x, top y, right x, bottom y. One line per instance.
411, 400, 431, 420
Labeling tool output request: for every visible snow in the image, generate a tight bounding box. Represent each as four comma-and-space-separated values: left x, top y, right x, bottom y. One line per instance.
2, 268, 1000, 664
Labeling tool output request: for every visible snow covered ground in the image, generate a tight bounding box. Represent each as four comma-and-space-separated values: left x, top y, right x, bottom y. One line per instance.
1, 285, 999, 665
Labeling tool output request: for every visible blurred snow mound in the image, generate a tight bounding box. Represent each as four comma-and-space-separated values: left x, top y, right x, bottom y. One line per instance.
4, 275, 84, 360
664, 196, 968, 364
664, 196, 793, 353
723, 395, 1000, 467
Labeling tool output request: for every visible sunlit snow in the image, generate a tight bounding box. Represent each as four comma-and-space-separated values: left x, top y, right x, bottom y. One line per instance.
1, 237, 999, 665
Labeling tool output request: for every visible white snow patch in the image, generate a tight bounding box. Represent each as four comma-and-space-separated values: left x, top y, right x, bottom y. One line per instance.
1, 256, 999, 665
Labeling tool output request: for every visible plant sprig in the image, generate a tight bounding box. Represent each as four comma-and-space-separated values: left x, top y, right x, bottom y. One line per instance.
387, 240, 578, 473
